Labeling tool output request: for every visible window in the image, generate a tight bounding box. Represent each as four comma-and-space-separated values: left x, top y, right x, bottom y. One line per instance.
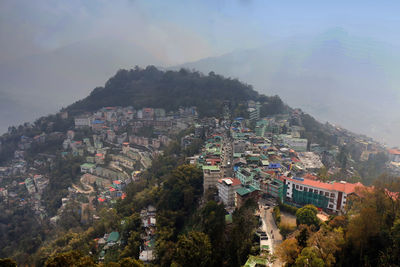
325, 192, 329, 197
300, 186, 303, 190
330, 193, 335, 197
329, 204, 333, 208
314, 189, 318, 194
319, 191, 323, 195
296, 185, 299, 189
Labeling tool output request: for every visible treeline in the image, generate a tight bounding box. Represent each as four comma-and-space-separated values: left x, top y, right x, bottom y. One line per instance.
66, 66, 288, 118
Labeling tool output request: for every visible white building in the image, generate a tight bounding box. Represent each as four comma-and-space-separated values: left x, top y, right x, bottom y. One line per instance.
74, 115, 92, 128
281, 134, 308, 152
217, 178, 242, 206
284, 176, 363, 213
297, 152, 324, 171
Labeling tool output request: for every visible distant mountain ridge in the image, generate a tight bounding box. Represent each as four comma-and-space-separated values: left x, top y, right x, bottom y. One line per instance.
0, 37, 161, 134
176, 28, 400, 146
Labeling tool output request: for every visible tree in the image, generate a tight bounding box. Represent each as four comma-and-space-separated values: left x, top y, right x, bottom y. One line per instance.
0, 258, 17, 267
308, 227, 344, 267
118, 257, 143, 267
328, 215, 347, 229
45, 250, 96, 267
226, 199, 259, 267
198, 201, 226, 266
296, 225, 312, 249
173, 231, 212, 267
276, 238, 301, 266
296, 205, 320, 227
295, 247, 325, 267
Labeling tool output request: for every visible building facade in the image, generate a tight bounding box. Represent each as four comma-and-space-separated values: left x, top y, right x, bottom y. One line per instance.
284, 177, 363, 213
217, 178, 242, 206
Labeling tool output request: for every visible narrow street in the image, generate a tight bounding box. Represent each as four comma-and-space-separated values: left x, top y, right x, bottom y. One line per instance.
259, 202, 283, 266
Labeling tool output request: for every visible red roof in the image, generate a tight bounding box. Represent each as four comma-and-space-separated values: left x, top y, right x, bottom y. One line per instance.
109, 187, 116, 192
302, 173, 318, 180
388, 149, 400, 155
206, 158, 221, 165
113, 180, 121, 184
98, 197, 105, 202
385, 189, 399, 200
121, 193, 126, 200
230, 178, 242, 186
291, 157, 300, 163
286, 177, 364, 194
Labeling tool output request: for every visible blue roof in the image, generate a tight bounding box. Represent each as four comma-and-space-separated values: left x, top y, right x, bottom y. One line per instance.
92, 120, 105, 124
234, 117, 244, 121
269, 163, 281, 169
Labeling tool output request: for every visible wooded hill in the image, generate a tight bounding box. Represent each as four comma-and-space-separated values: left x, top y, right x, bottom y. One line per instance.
66, 66, 289, 117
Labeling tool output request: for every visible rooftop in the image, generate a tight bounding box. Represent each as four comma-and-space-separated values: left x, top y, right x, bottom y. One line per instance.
236, 185, 258, 196
286, 177, 364, 194
203, 165, 220, 171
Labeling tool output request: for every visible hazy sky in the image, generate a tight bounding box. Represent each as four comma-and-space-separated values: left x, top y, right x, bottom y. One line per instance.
1, 0, 400, 145
1, 0, 400, 65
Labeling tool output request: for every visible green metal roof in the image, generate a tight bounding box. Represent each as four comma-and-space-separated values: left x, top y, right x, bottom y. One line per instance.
247, 156, 260, 162
225, 214, 233, 224
236, 186, 257, 196
202, 165, 220, 171
81, 163, 95, 168
107, 231, 120, 243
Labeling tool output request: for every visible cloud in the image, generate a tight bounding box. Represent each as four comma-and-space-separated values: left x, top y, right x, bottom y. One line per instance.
0, 0, 213, 65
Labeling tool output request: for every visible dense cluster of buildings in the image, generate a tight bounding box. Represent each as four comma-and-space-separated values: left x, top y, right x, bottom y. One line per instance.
192, 108, 374, 214
0, 105, 201, 230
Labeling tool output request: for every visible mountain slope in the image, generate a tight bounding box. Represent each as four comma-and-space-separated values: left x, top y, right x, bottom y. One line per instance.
177, 28, 400, 146
66, 66, 287, 117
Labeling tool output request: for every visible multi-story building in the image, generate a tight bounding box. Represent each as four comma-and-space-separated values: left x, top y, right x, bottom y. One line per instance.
388, 149, 400, 163
217, 178, 242, 206
74, 115, 92, 128
284, 177, 363, 213
266, 176, 286, 203
235, 185, 260, 209
280, 134, 308, 152
203, 165, 221, 193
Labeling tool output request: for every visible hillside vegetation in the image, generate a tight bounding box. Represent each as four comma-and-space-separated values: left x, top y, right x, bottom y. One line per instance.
66, 66, 288, 117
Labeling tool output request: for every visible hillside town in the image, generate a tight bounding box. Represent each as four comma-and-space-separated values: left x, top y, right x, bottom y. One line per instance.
0, 100, 397, 265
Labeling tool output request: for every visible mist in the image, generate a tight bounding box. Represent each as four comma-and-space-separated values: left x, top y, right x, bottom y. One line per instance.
1, 0, 400, 147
